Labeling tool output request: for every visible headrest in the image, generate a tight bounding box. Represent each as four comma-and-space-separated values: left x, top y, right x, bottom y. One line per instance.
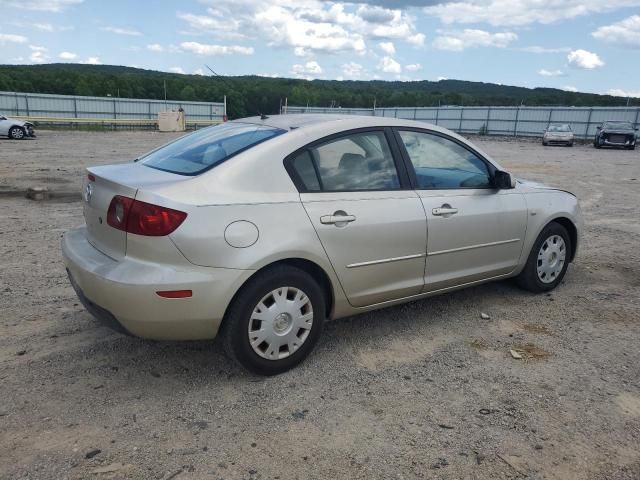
339, 153, 365, 170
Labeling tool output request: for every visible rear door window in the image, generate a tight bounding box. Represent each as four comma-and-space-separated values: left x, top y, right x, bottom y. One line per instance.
142, 122, 285, 175
288, 131, 401, 192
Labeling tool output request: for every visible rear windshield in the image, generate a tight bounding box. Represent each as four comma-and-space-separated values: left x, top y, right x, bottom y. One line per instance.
141, 122, 286, 175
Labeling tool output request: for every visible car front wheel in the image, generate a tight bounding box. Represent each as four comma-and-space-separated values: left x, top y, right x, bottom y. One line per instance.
221, 265, 325, 375
9, 126, 25, 140
516, 222, 572, 293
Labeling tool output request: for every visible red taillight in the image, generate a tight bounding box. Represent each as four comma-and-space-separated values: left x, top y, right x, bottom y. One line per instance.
107, 195, 187, 236
88, 173, 96, 182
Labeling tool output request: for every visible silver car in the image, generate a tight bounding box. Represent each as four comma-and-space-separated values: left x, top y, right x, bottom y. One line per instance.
62, 115, 582, 375
0, 114, 35, 139
543, 123, 574, 146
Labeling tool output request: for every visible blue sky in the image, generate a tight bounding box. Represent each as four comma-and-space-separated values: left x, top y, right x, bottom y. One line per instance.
1, 0, 639, 97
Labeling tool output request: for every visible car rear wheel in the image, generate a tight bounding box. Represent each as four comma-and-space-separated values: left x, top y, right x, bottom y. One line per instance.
9, 126, 25, 140
221, 265, 325, 375
516, 222, 572, 293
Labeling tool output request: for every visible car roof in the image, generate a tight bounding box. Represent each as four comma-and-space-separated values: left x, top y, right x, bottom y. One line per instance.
232, 113, 446, 132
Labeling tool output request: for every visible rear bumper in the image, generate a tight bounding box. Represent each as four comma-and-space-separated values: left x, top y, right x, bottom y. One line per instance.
543, 138, 573, 145
62, 226, 253, 340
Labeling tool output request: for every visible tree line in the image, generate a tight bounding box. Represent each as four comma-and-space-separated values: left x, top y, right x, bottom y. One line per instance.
0, 64, 637, 119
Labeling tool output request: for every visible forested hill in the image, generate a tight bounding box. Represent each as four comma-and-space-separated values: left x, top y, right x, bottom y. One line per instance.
0, 64, 637, 119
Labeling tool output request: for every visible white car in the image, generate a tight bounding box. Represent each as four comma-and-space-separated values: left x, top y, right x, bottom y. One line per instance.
63, 114, 582, 375
0, 114, 35, 139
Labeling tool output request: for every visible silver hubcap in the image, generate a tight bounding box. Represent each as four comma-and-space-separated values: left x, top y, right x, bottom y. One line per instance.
12, 128, 24, 139
248, 286, 313, 361
537, 235, 566, 284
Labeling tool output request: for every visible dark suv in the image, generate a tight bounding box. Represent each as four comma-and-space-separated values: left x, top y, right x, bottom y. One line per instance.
594, 121, 637, 150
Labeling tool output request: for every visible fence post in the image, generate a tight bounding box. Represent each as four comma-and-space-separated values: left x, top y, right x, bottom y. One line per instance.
486, 106, 491, 135
73, 97, 78, 118
514, 106, 520, 137
585, 107, 593, 140
435, 107, 439, 126
413, 108, 417, 120
24, 94, 30, 117
634, 108, 640, 130
546, 108, 553, 129
458, 107, 464, 133
148, 101, 152, 120
14, 92, 19, 115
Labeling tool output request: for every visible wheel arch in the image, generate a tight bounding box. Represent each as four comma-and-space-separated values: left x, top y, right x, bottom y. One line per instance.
220, 257, 336, 330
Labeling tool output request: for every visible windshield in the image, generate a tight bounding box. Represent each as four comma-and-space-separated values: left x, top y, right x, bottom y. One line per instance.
603, 121, 633, 129
142, 122, 286, 175
548, 124, 571, 132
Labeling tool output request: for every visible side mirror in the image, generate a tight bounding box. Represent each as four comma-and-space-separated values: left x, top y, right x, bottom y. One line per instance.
596, 126, 602, 130
493, 170, 515, 190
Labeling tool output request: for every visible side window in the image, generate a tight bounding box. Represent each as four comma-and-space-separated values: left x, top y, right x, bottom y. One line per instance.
399, 131, 492, 189
289, 151, 321, 192
289, 131, 400, 192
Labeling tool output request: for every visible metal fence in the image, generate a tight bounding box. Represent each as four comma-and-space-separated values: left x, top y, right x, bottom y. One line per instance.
285, 105, 640, 139
0, 91, 226, 127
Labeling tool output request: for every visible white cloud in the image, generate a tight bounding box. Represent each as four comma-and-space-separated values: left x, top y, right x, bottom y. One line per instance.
291, 61, 323, 78
29, 45, 49, 64
59, 51, 77, 60
407, 33, 426, 46
593, 15, 640, 48
405, 63, 422, 72
81, 57, 102, 65
342, 61, 365, 79
521, 46, 571, 54
101, 26, 142, 36
182, 1, 425, 55
169, 67, 185, 74
147, 44, 164, 52
424, 0, 640, 27
179, 41, 254, 55
4, 0, 82, 11
192, 68, 207, 75
437, 76, 448, 81
538, 69, 565, 77
177, 11, 245, 40
378, 56, 402, 74
562, 86, 578, 92
0, 34, 28, 44
19, 22, 73, 32
567, 49, 604, 70
379, 41, 395, 54
607, 88, 640, 98
433, 29, 517, 51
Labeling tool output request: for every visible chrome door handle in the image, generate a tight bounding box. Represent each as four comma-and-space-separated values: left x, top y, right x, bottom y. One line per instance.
432, 206, 458, 216
320, 214, 356, 225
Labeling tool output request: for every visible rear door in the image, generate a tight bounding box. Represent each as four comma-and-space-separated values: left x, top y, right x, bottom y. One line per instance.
286, 128, 427, 307
394, 129, 528, 291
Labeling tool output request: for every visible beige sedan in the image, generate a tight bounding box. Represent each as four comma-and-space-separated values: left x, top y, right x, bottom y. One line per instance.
62, 115, 582, 375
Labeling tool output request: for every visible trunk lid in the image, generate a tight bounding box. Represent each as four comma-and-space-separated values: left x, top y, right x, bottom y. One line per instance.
83, 162, 187, 259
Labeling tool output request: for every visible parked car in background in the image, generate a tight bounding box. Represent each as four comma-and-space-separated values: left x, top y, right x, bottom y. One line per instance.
0, 114, 35, 139
543, 124, 574, 146
62, 114, 582, 375
594, 121, 637, 150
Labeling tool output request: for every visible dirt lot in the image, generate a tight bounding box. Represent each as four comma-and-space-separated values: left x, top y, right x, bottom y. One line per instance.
1, 130, 639, 480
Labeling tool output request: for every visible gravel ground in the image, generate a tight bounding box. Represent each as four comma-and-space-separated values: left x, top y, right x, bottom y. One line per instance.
1, 130, 639, 480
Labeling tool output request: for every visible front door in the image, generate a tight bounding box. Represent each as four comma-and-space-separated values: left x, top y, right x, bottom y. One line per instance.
286, 129, 427, 307
395, 129, 528, 291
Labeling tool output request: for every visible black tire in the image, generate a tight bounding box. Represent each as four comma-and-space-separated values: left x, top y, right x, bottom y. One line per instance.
220, 265, 325, 375
516, 222, 572, 293
9, 126, 25, 140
